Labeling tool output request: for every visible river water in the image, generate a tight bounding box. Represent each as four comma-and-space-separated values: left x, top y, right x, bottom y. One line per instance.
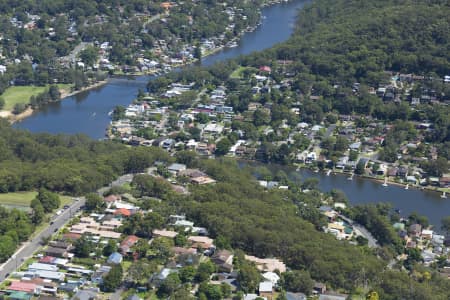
15, 0, 306, 138
13, 0, 449, 227
246, 162, 447, 227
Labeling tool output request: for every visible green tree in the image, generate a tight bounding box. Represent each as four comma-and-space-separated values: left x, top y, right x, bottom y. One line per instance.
127, 259, 156, 285
158, 273, 181, 297
282, 270, 314, 295
36, 189, 60, 213
195, 261, 216, 282
85, 193, 104, 212
441, 216, 450, 235
102, 239, 117, 257
74, 234, 94, 258
253, 109, 271, 126
150, 237, 174, 262
215, 138, 232, 156
30, 198, 45, 225
79, 46, 99, 66
179, 265, 196, 283
0, 236, 16, 262
237, 262, 260, 293
101, 264, 123, 292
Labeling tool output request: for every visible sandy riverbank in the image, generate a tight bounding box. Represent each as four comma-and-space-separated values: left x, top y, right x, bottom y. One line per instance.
1, 80, 109, 124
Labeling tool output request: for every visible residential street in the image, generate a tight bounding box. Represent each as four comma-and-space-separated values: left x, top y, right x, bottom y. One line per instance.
0, 197, 85, 282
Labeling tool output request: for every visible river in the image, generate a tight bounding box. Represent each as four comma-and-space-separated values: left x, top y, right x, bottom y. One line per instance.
246, 162, 448, 227
13, 0, 448, 227
14, 0, 306, 138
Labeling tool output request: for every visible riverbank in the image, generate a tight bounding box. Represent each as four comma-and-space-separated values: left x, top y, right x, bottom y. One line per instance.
292, 163, 450, 195
3, 80, 109, 124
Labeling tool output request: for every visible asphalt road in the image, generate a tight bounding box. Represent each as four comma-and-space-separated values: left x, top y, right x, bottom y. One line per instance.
339, 214, 379, 248
0, 197, 85, 282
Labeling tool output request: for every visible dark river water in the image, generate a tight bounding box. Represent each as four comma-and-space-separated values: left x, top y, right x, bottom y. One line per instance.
15, 0, 306, 138
247, 162, 448, 227
13, 0, 449, 227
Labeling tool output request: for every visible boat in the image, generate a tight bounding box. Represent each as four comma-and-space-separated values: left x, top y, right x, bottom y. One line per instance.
347, 173, 354, 181
441, 192, 447, 199
326, 170, 331, 176
382, 177, 388, 187
405, 184, 409, 190
226, 41, 238, 48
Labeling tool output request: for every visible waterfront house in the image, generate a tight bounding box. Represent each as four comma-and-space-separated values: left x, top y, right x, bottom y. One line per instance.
409, 224, 422, 237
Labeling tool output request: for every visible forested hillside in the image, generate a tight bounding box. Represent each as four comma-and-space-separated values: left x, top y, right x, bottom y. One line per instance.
0, 120, 171, 194
253, 0, 450, 84
177, 158, 450, 299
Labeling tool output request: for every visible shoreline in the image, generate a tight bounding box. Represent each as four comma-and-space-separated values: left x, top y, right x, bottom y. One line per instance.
4, 80, 109, 124
292, 163, 450, 195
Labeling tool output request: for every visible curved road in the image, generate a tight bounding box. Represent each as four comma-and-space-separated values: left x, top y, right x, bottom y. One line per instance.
0, 197, 85, 282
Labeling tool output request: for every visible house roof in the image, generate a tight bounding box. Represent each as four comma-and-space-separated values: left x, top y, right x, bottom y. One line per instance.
107, 252, 123, 264
62, 233, 82, 240
39, 256, 56, 264
114, 208, 131, 217
121, 235, 139, 247
72, 289, 98, 300
152, 229, 178, 238
8, 281, 37, 293
259, 281, 273, 292
286, 292, 307, 300
7, 291, 32, 300
262, 272, 280, 285
188, 236, 214, 248
104, 194, 120, 202
168, 163, 187, 172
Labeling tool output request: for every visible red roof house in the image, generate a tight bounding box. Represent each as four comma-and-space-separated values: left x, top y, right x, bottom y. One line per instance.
120, 235, 139, 253
8, 281, 37, 293
114, 208, 131, 217
259, 66, 271, 73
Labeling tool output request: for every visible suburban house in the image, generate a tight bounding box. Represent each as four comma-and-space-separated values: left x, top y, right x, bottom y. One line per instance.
245, 255, 286, 273
120, 235, 139, 254
259, 281, 274, 300
211, 250, 234, 272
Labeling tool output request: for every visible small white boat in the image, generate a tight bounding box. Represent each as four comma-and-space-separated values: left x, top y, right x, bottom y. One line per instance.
326, 170, 331, 176
226, 41, 238, 48
441, 192, 447, 199
382, 177, 388, 187
347, 173, 354, 181
405, 184, 409, 190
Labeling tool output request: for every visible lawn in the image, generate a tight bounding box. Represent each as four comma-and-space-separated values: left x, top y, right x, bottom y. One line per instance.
0, 191, 38, 207
0, 191, 72, 208
1, 84, 72, 111
229, 66, 247, 79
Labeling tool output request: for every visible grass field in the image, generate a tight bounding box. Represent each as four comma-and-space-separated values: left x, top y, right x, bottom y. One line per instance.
0, 191, 72, 208
2, 84, 72, 111
0, 191, 38, 206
